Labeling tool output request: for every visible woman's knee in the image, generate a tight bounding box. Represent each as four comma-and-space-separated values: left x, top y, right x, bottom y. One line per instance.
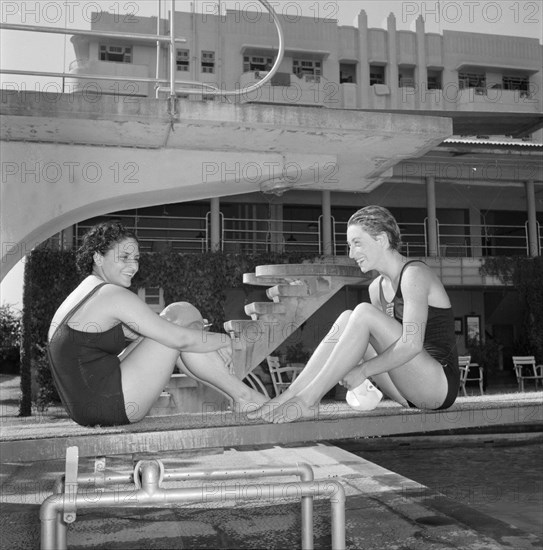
351, 302, 376, 321
160, 302, 203, 327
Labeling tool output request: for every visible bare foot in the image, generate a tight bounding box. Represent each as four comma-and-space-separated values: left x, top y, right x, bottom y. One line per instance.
267, 396, 319, 424
233, 389, 268, 415
246, 389, 296, 421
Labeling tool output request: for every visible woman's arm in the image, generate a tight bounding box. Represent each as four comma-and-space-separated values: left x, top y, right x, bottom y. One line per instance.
103, 286, 230, 353
360, 264, 430, 378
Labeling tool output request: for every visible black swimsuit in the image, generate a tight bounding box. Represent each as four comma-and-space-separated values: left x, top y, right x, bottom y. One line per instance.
379, 260, 459, 410
47, 283, 130, 426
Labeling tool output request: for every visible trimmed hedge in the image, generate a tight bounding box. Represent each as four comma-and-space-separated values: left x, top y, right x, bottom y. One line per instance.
20, 247, 317, 413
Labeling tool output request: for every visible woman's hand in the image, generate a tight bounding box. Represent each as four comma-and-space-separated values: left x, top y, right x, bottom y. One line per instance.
340, 364, 366, 390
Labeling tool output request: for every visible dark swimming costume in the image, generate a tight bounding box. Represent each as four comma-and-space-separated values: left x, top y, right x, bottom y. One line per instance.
379, 260, 459, 410
47, 283, 130, 427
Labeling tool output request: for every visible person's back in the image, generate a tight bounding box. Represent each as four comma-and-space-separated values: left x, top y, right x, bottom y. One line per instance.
48, 282, 129, 426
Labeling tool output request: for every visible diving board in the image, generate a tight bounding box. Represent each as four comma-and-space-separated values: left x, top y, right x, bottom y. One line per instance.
1, 393, 541, 463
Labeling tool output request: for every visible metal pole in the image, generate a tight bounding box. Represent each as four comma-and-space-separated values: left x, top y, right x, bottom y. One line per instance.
0, 22, 186, 43
155, 0, 162, 97
321, 190, 333, 256
426, 175, 438, 257
525, 179, 539, 257
169, 0, 176, 99
330, 481, 347, 550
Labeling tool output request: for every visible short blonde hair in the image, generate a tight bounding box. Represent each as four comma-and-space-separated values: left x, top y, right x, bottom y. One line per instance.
347, 206, 402, 251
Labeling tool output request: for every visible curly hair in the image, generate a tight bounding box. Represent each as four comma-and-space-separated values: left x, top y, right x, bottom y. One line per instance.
76, 221, 138, 275
347, 205, 402, 252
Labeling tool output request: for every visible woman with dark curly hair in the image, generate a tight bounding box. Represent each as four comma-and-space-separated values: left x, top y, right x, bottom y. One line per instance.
47, 221, 266, 426
250, 205, 459, 424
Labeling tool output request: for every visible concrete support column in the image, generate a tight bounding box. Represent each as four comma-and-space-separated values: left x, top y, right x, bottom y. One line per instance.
415, 16, 427, 110
61, 226, 74, 250
425, 176, 438, 257
525, 180, 539, 256
271, 202, 284, 253
468, 207, 483, 257
321, 190, 333, 256
387, 13, 398, 110
210, 197, 221, 252
357, 10, 370, 109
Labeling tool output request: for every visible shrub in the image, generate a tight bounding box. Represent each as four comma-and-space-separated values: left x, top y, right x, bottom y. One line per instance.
0, 304, 21, 375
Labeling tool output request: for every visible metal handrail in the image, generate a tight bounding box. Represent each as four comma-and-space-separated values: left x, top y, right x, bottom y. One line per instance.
1, 0, 285, 99
74, 213, 538, 258
0, 22, 187, 43
157, 0, 285, 97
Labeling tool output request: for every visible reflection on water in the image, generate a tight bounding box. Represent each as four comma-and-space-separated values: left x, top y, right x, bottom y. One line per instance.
346, 440, 543, 537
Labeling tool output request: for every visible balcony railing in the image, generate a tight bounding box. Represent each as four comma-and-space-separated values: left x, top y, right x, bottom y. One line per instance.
75, 214, 540, 258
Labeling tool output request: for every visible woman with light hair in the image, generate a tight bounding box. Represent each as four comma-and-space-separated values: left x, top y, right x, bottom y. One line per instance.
250, 205, 459, 423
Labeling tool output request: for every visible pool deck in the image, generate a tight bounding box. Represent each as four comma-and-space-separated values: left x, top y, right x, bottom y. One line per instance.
1, 439, 543, 549
1, 377, 542, 549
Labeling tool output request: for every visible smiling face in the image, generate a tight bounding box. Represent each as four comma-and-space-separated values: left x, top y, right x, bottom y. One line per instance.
92, 237, 140, 287
347, 224, 384, 273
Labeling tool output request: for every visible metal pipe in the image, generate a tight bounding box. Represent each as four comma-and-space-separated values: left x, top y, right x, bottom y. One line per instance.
330, 481, 347, 550
169, 0, 176, 99
155, 0, 162, 92
139, 460, 161, 495
41, 462, 320, 549
40, 478, 345, 549
0, 22, 186, 43
161, 0, 285, 96
0, 69, 220, 91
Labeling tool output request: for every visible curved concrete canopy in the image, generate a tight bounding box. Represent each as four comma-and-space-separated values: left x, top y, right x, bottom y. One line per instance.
1, 92, 452, 280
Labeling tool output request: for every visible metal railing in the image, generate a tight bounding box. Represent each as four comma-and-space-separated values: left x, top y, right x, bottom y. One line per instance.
75, 213, 540, 258
0, 0, 284, 99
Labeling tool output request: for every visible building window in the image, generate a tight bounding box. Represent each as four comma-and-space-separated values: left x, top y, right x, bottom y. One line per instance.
458, 72, 486, 90
201, 51, 215, 74
99, 44, 132, 63
293, 58, 321, 80
427, 69, 442, 90
339, 63, 356, 84
138, 287, 164, 313
502, 74, 529, 92
369, 65, 385, 85
176, 49, 190, 72
243, 55, 273, 72
398, 67, 415, 88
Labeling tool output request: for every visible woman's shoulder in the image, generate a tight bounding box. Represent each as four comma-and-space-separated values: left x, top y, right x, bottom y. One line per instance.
399, 261, 437, 290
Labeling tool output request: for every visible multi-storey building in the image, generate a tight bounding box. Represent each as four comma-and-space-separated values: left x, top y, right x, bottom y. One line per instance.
3, 5, 542, 375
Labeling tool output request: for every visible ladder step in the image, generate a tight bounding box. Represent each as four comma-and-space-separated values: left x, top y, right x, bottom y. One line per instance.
266, 282, 311, 301
255, 263, 367, 281
245, 301, 287, 318
243, 273, 287, 286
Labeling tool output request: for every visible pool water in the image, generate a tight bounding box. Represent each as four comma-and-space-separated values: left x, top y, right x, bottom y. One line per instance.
337, 438, 543, 538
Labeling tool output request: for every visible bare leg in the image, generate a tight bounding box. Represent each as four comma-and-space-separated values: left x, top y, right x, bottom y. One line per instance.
360, 346, 410, 407
177, 352, 267, 413
269, 303, 448, 423
247, 310, 353, 420
119, 302, 266, 422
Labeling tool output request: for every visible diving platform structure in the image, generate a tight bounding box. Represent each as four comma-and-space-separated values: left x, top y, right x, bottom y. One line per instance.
1, 392, 541, 463
0, 90, 452, 281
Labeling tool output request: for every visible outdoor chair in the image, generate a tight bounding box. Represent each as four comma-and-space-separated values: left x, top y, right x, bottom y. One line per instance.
266, 356, 304, 396
512, 356, 543, 392
244, 371, 270, 398
458, 355, 484, 396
